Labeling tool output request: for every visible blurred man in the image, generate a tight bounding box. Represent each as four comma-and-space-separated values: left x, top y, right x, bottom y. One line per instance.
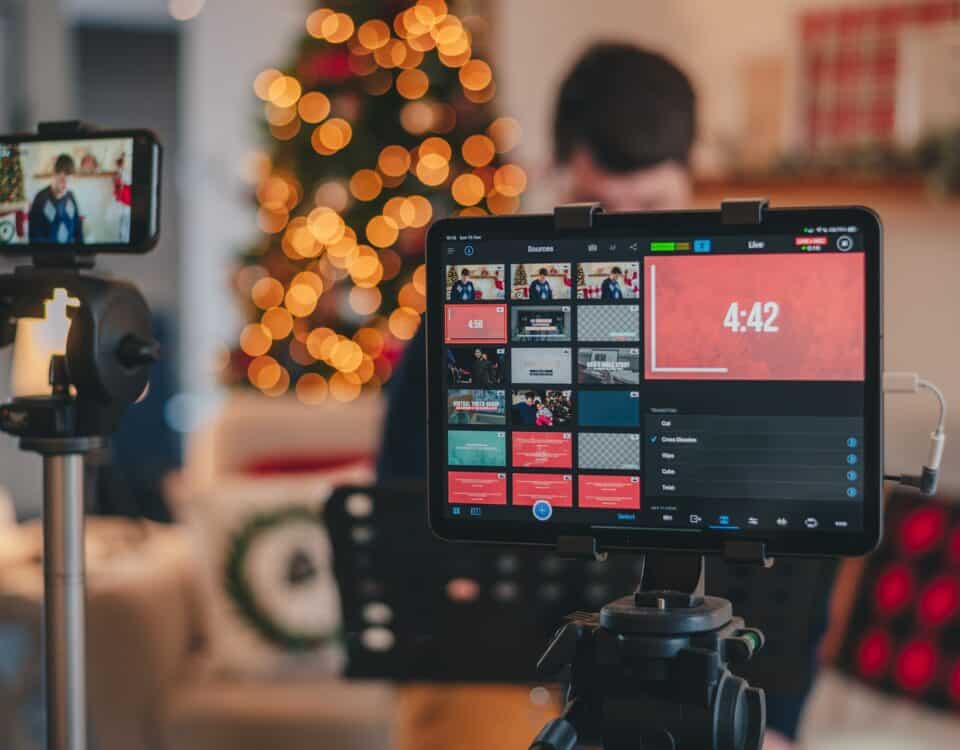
29, 154, 84, 244
449, 268, 474, 301
511, 391, 538, 426
380, 43, 799, 749
600, 266, 624, 299
529, 268, 553, 300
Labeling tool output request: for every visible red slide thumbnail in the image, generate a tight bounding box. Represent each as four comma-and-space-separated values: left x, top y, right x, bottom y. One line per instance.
513, 474, 574, 508
512, 432, 572, 468
578, 475, 641, 510
448, 471, 507, 505
444, 304, 508, 344
645, 253, 864, 380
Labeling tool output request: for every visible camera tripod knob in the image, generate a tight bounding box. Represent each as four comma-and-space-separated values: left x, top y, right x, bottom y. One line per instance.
116, 334, 160, 368
723, 628, 765, 664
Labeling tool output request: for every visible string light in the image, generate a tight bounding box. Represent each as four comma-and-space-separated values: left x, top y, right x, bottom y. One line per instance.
240, 2, 525, 397
298, 92, 331, 123
350, 169, 384, 201
366, 215, 400, 248
296, 373, 329, 404
378, 145, 412, 177
451, 173, 485, 205
396, 69, 429, 99
262, 306, 294, 339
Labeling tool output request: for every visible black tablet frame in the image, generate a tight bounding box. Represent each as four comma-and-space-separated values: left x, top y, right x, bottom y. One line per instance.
426, 206, 882, 557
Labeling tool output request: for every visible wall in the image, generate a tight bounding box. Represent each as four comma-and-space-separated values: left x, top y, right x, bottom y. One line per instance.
494, 0, 960, 493
180, 0, 308, 420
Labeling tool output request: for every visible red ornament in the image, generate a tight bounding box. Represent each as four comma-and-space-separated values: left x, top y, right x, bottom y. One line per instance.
894, 639, 938, 693
298, 48, 352, 85
917, 576, 960, 628
873, 562, 915, 616
898, 505, 947, 557
856, 628, 892, 680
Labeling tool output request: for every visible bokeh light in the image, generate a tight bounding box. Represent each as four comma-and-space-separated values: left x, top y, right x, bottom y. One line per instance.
459, 59, 492, 91
296, 373, 329, 405
358, 19, 391, 50
388, 306, 421, 339
462, 134, 495, 167
493, 164, 527, 197
262, 306, 294, 340
396, 69, 430, 100
251, 277, 284, 309
240, 323, 272, 357
330, 371, 362, 402
366, 215, 400, 248
451, 173, 485, 206
378, 145, 412, 177
487, 116, 522, 153
350, 169, 384, 201
298, 92, 331, 123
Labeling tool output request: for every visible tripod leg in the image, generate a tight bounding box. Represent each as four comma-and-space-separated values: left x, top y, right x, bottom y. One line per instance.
43, 453, 86, 750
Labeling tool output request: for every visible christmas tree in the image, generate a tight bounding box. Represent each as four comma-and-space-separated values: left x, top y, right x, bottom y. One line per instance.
512, 264, 526, 287
230, 0, 525, 404
0, 145, 25, 207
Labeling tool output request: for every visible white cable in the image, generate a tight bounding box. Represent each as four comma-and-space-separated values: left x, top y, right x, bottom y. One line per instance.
882, 371, 948, 493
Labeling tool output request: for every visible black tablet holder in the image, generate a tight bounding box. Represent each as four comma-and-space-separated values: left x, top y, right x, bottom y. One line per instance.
528, 200, 773, 750
0, 121, 159, 750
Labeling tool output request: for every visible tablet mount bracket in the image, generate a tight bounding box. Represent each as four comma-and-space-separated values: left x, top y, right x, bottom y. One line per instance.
533, 201, 774, 749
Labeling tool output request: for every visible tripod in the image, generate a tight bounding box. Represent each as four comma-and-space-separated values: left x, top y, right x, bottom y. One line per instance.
530, 551, 767, 750
0, 258, 157, 750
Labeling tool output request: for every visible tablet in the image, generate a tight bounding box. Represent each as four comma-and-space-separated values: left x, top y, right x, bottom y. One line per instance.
426, 206, 882, 556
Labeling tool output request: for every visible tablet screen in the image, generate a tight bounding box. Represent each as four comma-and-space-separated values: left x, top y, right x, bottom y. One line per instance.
428, 208, 881, 554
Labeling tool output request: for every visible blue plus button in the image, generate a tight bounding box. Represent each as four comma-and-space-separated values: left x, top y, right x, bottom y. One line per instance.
846, 487, 858, 498
846, 437, 858, 448
846, 454, 858, 465
847, 470, 858, 481
532, 500, 553, 521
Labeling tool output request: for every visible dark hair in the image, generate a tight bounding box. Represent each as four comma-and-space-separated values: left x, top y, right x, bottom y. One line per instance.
611, 266, 622, 275
553, 43, 696, 172
538, 268, 548, 275
53, 154, 75, 175
525, 391, 536, 399
461, 268, 470, 276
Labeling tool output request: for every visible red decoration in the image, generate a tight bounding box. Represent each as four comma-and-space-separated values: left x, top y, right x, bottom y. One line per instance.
298, 48, 352, 85
874, 563, 915, 616
894, 639, 938, 693
899, 506, 948, 556
856, 628, 893, 679
918, 576, 960, 628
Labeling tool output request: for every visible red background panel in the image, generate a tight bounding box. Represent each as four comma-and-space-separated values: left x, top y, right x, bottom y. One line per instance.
645, 253, 864, 380
513, 473, 574, 507
448, 471, 507, 505
578, 475, 641, 510
512, 432, 573, 468
444, 304, 507, 344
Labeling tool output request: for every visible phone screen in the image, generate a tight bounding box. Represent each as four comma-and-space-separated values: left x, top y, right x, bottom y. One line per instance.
0, 134, 154, 250
428, 208, 882, 555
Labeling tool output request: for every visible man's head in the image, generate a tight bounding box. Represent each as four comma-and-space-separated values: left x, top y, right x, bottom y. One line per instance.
525, 391, 535, 405
461, 269, 470, 280
609, 266, 622, 281
538, 268, 548, 280
474, 347, 482, 359
553, 43, 696, 211
51, 154, 75, 199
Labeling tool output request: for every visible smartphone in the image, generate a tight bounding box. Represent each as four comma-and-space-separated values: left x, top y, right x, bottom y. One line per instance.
0, 129, 160, 253
426, 206, 882, 557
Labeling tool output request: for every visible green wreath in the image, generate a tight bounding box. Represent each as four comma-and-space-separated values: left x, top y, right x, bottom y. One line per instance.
224, 506, 342, 651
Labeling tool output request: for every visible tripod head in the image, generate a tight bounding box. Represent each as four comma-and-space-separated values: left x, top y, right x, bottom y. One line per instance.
0, 261, 157, 452
531, 552, 767, 750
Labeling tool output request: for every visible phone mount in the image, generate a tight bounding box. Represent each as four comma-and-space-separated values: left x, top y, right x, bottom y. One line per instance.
0, 121, 158, 750
529, 201, 773, 750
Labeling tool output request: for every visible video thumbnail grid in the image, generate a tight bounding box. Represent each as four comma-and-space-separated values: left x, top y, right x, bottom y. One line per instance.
444, 262, 643, 511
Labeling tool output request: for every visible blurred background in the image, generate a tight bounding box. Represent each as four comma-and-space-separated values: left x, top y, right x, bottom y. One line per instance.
0, 1, 958, 749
